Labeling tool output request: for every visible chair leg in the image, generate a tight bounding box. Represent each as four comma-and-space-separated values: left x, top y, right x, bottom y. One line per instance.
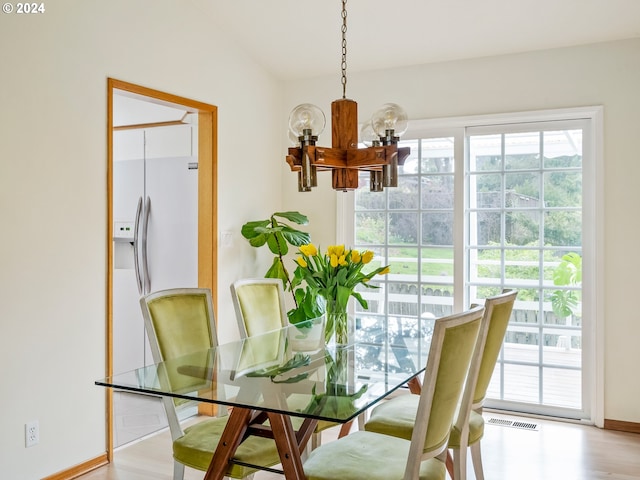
311, 431, 321, 450
453, 447, 467, 480
357, 411, 367, 431
470, 442, 485, 480
173, 460, 185, 480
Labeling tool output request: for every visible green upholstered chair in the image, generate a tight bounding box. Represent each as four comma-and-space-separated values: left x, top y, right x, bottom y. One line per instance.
230, 278, 289, 338
365, 289, 518, 480
302, 305, 484, 480
230, 278, 353, 449
140, 288, 281, 480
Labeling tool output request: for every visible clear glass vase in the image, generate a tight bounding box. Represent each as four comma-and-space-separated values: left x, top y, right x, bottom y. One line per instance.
324, 300, 351, 347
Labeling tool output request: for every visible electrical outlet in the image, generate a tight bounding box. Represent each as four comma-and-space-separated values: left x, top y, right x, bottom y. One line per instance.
25, 421, 39, 447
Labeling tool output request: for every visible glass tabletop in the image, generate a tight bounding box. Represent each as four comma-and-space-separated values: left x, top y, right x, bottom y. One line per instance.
96, 322, 434, 423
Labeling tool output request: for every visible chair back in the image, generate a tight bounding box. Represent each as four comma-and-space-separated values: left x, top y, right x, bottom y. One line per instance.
472, 289, 518, 408
230, 278, 288, 338
139, 288, 218, 439
404, 305, 484, 478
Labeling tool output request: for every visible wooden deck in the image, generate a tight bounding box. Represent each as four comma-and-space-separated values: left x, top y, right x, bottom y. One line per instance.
487, 343, 582, 409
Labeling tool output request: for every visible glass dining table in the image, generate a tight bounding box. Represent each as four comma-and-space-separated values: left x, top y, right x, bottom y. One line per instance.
96, 321, 434, 480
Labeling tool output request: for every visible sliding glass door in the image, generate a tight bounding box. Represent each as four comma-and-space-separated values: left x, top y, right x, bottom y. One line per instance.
345, 109, 601, 421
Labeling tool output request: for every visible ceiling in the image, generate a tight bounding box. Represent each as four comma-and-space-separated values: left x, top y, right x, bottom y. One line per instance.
203, 0, 640, 81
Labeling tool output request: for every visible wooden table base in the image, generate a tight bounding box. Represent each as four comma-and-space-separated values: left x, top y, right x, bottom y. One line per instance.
203, 407, 318, 480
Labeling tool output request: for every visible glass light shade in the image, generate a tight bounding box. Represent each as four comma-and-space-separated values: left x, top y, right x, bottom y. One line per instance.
288, 103, 326, 137
360, 122, 379, 147
289, 130, 301, 147
371, 103, 408, 137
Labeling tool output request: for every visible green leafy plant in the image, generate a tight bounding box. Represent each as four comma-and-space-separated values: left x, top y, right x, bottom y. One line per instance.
240, 211, 324, 325
241, 211, 311, 290
550, 252, 582, 318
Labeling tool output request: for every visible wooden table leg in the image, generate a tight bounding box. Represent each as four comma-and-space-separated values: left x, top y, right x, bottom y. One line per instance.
203, 407, 252, 480
445, 450, 454, 479
338, 420, 354, 437
267, 412, 311, 480
407, 376, 422, 394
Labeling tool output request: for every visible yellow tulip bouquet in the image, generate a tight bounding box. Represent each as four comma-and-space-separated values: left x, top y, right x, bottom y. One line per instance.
291, 244, 390, 345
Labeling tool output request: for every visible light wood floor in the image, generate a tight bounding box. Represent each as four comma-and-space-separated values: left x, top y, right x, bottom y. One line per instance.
81, 411, 640, 480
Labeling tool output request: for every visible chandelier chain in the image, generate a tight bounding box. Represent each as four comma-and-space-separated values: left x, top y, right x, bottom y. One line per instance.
341, 0, 348, 99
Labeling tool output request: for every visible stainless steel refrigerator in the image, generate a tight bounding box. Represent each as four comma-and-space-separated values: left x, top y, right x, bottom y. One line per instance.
112, 123, 198, 374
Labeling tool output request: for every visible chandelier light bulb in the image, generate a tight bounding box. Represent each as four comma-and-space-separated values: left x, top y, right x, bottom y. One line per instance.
371, 103, 409, 137
288, 103, 326, 137
288, 129, 301, 147
359, 122, 379, 147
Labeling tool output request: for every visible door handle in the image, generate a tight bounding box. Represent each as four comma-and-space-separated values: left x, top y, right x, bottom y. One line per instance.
133, 196, 143, 295
141, 196, 151, 294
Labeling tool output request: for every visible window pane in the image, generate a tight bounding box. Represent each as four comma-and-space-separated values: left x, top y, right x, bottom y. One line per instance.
505, 248, 540, 282
355, 173, 386, 210
505, 132, 541, 170
503, 364, 539, 403
389, 175, 419, 209
420, 285, 454, 319
420, 137, 455, 173
470, 211, 502, 246
543, 130, 583, 168
400, 139, 420, 174
505, 172, 540, 202
355, 212, 386, 244
469, 247, 501, 283
544, 171, 582, 207
420, 247, 453, 280
504, 326, 539, 363
544, 211, 582, 247
389, 247, 419, 282
472, 173, 502, 208
505, 211, 540, 246
389, 212, 418, 244
469, 134, 502, 171
421, 175, 454, 209
388, 282, 419, 317
542, 330, 581, 367
542, 367, 581, 408
421, 212, 453, 246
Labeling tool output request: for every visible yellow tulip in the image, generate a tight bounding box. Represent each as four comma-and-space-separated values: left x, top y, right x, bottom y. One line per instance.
338, 255, 347, 266
328, 245, 345, 257
379, 266, 390, 275
351, 250, 361, 263
330, 254, 338, 268
296, 257, 308, 268
362, 251, 374, 264
300, 244, 317, 257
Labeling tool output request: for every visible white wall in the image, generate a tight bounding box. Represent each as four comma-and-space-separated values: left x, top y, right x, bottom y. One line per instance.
282, 38, 640, 424
1, 1, 638, 476
0, 0, 283, 478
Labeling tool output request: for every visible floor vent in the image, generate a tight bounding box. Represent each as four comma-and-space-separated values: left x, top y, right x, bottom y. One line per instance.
487, 418, 539, 431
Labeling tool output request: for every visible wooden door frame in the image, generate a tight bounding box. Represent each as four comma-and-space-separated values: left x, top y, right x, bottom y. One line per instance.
106, 78, 218, 460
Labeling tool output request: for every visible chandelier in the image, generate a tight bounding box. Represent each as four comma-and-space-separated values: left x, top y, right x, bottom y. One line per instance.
285, 0, 411, 192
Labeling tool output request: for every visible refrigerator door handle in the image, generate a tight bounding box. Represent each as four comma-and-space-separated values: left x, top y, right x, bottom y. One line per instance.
141, 196, 151, 294
133, 196, 143, 295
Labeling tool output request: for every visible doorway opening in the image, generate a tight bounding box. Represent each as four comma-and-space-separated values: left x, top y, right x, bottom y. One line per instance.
107, 79, 218, 457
